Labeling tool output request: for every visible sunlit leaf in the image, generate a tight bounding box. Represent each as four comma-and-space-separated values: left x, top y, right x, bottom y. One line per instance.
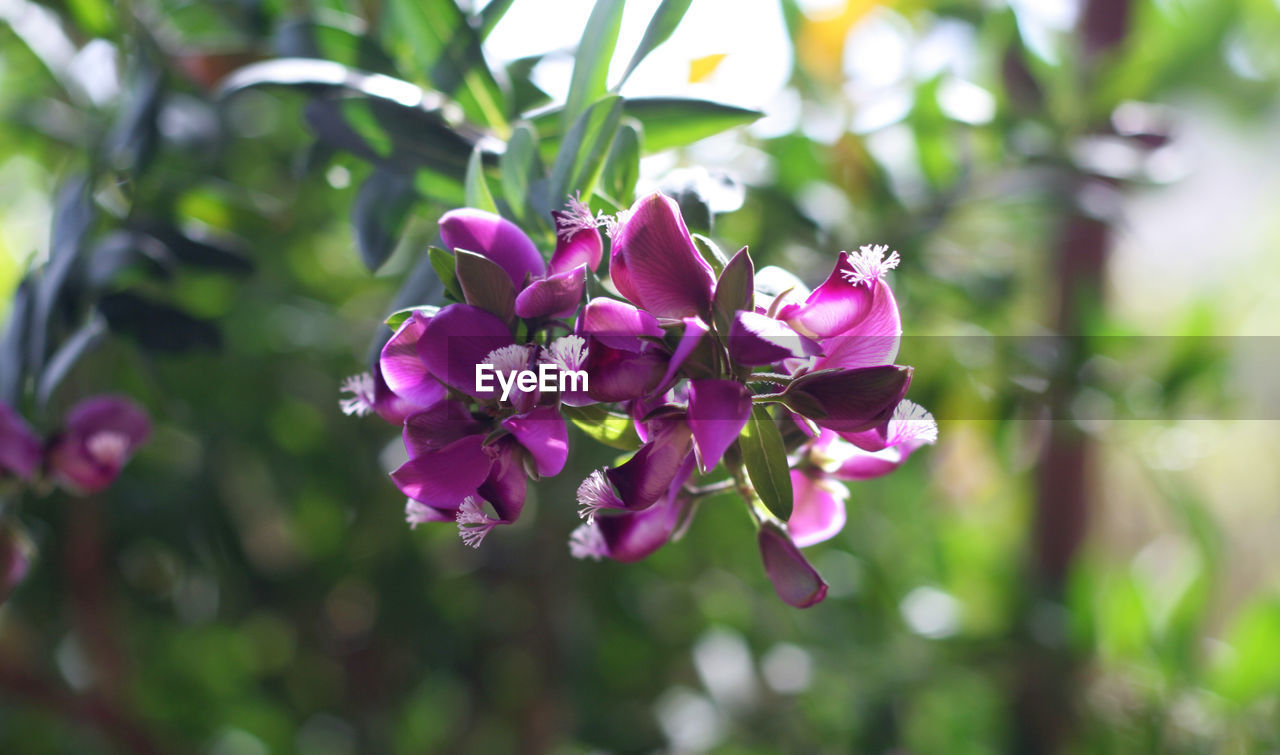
617, 0, 693, 86
465, 148, 498, 213
565, 0, 625, 130
562, 404, 643, 450
737, 405, 793, 521
549, 95, 623, 205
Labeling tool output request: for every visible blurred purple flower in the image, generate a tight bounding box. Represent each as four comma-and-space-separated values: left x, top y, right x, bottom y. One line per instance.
46, 396, 151, 494
0, 401, 42, 482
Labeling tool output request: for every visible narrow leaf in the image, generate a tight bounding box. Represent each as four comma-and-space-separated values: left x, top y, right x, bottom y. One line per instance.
618, 0, 693, 86
465, 148, 499, 213
385, 305, 442, 329
37, 314, 107, 407
692, 233, 728, 276
713, 246, 754, 335
353, 168, 416, 271
532, 97, 762, 159
477, 0, 517, 40
500, 124, 541, 223
564, 0, 626, 130
600, 121, 641, 206
549, 95, 623, 205
428, 246, 464, 301
562, 404, 643, 451
738, 405, 794, 521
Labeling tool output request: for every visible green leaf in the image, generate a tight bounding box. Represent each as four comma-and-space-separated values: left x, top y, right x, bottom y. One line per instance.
531, 98, 761, 159
600, 121, 641, 207
565, 0, 626, 131
713, 246, 754, 336
476, 0, 516, 40
562, 404, 643, 451
501, 124, 542, 223
454, 249, 515, 322
465, 148, 498, 213
549, 95, 624, 205
617, 0, 693, 86
353, 168, 416, 271
385, 305, 441, 330
692, 233, 728, 276
385, 0, 509, 134
428, 246, 464, 301
737, 405, 794, 521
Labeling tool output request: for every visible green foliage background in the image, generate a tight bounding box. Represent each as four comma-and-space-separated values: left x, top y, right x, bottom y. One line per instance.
2, 0, 1279, 752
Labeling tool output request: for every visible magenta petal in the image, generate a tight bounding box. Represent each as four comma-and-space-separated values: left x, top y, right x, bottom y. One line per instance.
0, 401, 42, 481
402, 400, 485, 455
611, 193, 714, 318
406, 499, 456, 526
514, 266, 586, 320
784, 366, 912, 433
550, 225, 603, 274
417, 304, 514, 398
758, 522, 829, 608
582, 298, 663, 351
439, 208, 546, 287
783, 252, 875, 338
787, 470, 848, 547
812, 279, 902, 371
502, 406, 569, 477
687, 379, 752, 473
390, 434, 491, 507
585, 344, 666, 403
657, 316, 709, 391
479, 438, 528, 523
380, 312, 446, 408
47, 396, 151, 494
607, 421, 693, 510
729, 311, 822, 366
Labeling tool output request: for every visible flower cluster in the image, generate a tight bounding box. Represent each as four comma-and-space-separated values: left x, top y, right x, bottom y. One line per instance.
344, 193, 935, 608
1, 396, 152, 495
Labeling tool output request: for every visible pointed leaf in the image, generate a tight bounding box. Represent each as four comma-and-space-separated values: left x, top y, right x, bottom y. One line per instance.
713, 246, 754, 335
353, 168, 416, 270
550, 95, 623, 204
738, 405, 793, 521
562, 404, 643, 451
428, 246, 464, 301
385, 305, 441, 330
465, 148, 499, 213
501, 124, 541, 223
37, 313, 107, 407
477, 0, 517, 40
618, 0, 693, 85
565, 0, 625, 130
601, 121, 641, 206
532, 98, 762, 158
454, 249, 516, 322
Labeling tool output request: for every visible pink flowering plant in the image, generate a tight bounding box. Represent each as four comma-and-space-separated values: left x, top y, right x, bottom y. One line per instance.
344, 190, 936, 608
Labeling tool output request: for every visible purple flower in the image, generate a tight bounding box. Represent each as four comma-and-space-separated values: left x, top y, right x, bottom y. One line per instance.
782, 365, 912, 436
46, 396, 151, 494
576, 413, 694, 518
758, 522, 828, 608
0, 401, 42, 482
569, 455, 695, 562
610, 193, 715, 319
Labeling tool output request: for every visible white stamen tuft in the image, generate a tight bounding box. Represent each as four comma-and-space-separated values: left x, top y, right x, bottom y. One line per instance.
86, 431, 130, 466
339, 372, 377, 416
891, 400, 938, 445
456, 496, 499, 548
602, 208, 632, 240
483, 344, 533, 374
405, 499, 434, 529
569, 521, 608, 561
576, 469, 621, 521
556, 195, 611, 241
841, 244, 901, 286
540, 335, 588, 373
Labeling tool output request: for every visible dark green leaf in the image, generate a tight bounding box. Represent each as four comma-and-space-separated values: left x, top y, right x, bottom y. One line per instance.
454, 250, 516, 322
549, 95, 623, 205
713, 246, 754, 335
139, 225, 253, 275
465, 148, 499, 213
600, 121, 641, 206
674, 185, 712, 235
0, 279, 34, 406
353, 168, 416, 271
37, 313, 107, 407
565, 0, 625, 130
428, 246, 464, 302
386, 0, 509, 132
98, 293, 221, 353
692, 233, 728, 276
618, 0, 693, 85
562, 404, 643, 450
738, 405, 794, 521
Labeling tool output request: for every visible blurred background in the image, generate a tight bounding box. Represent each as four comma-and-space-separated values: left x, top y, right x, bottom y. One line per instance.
3, 0, 1280, 752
